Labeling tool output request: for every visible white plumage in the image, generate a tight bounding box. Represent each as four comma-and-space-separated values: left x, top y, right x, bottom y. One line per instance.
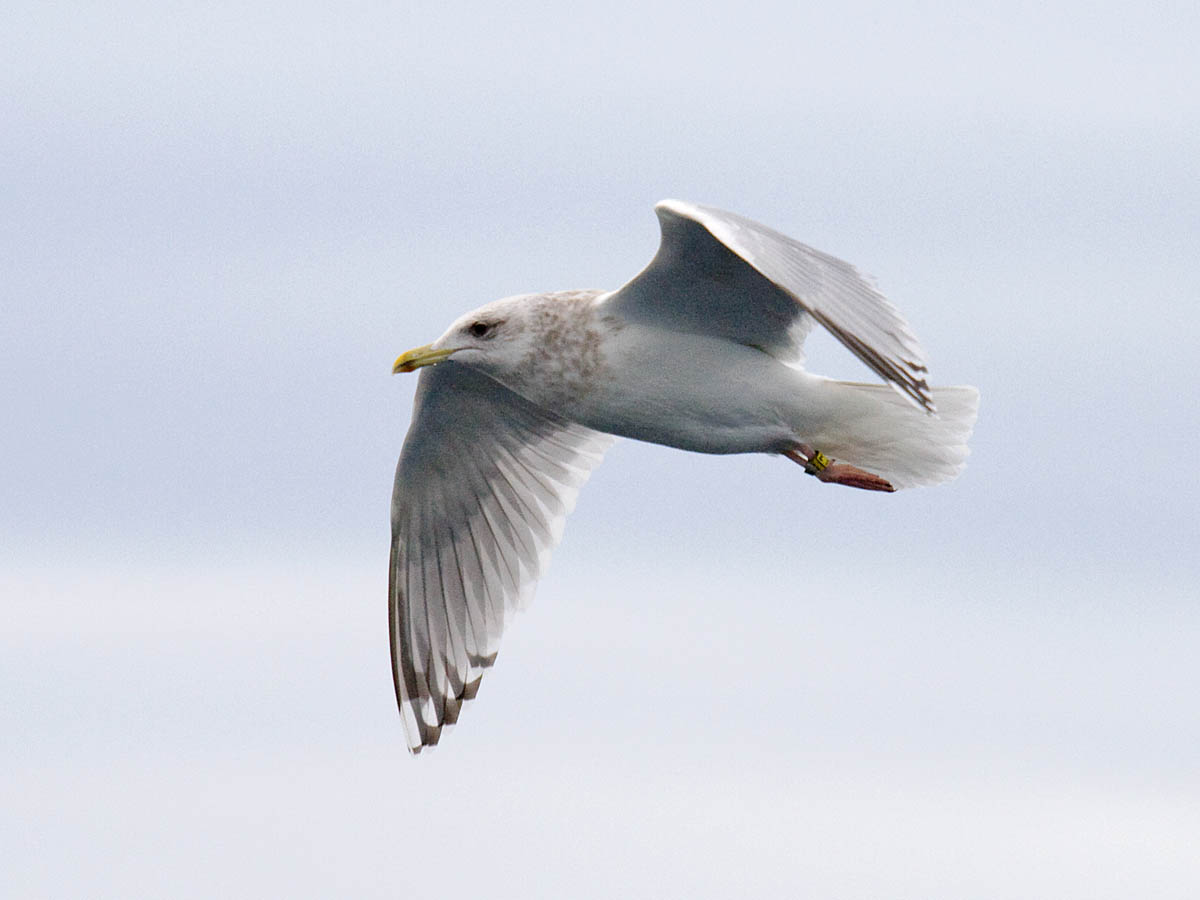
389, 200, 979, 752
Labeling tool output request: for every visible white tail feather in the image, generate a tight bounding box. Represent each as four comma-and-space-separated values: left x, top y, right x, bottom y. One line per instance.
806, 382, 979, 490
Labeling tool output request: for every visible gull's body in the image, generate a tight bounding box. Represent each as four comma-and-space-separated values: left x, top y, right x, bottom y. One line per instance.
389, 200, 979, 752
480, 290, 807, 454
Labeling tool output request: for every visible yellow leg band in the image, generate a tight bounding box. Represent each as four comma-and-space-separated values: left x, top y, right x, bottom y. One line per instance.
805, 450, 831, 475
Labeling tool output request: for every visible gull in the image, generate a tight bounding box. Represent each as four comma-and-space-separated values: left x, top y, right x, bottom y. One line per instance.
388, 200, 979, 752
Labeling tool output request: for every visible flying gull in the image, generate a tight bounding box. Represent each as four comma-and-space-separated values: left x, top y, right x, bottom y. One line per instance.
388, 200, 979, 752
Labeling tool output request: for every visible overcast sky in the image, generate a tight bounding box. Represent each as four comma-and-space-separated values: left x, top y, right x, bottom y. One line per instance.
4, 2, 1199, 898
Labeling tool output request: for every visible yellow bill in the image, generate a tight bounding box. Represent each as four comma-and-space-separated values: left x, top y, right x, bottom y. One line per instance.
392, 344, 455, 374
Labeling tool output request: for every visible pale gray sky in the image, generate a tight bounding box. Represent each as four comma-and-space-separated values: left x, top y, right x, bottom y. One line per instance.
4, 2, 1199, 897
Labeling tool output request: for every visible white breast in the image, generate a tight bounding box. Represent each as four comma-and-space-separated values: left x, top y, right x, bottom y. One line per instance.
562, 322, 816, 455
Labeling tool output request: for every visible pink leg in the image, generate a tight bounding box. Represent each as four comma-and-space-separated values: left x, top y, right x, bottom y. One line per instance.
783, 444, 896, 493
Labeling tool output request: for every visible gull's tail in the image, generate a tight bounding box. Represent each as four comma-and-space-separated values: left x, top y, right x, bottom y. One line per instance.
804, 380, 980, 490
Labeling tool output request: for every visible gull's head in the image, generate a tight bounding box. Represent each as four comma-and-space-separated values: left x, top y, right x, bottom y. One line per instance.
392, 293, 555, 379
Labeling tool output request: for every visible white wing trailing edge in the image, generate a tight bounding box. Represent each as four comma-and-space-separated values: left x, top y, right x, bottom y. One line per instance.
388, 363, 613, 752
603, 199, 935, 411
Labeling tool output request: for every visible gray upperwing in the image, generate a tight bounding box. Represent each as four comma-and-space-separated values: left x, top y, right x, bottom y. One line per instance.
602, 199, 934, 411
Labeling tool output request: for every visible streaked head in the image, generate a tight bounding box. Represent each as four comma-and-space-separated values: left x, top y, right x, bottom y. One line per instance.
391, 294, 542, 376
392, 291, 608, 392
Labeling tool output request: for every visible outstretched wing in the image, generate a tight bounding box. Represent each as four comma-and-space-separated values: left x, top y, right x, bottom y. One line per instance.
602, 199, 934, 411
389, 362, 613, 753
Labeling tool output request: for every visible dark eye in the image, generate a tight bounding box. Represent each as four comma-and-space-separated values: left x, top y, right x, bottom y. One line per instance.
468, 321, 493, 339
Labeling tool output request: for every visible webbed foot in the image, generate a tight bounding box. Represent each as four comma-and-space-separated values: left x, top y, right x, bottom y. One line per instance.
783, 444, 896, 493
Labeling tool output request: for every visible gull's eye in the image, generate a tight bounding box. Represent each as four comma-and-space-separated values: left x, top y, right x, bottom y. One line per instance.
468, 321, 494, 339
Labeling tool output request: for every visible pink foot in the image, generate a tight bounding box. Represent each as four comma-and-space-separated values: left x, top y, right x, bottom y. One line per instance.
783, 445, 896, 493
815, 462, 896, 492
